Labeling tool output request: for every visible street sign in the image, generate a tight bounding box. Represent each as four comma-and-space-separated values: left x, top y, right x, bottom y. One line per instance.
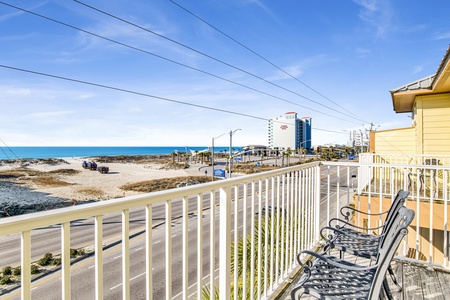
214, 169, 225, 177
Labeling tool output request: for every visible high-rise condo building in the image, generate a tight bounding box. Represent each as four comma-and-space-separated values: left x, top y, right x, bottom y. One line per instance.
268, 112, 312, 150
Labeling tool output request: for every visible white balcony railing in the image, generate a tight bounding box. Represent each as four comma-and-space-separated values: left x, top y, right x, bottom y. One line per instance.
1, 157, 450, 299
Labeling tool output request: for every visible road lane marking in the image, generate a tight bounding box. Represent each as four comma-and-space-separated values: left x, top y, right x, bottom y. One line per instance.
113, 255, 121, 260
110, 271, 150, 291
135, 247, 143, 251
173, 273, 219, 299
110, 282, 122, 290
1, 236, 151, 299
1, 249, 20, 255
130, 272, 145, 281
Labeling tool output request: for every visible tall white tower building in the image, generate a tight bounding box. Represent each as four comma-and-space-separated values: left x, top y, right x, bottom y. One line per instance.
268, 112, 312, 150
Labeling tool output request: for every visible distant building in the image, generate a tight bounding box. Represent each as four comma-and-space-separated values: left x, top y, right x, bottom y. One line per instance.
244, 145, 268, 155
268, 112, 312, 150
301, 117, 312, 149
348, 130, 369, 152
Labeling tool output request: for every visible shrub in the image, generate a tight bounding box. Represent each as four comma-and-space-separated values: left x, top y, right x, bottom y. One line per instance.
2, 266, 12, 276
0, 275, 13, 285
69, 248, 85, 257
37, 253, 53, 266
30, 264, 40, 275
12, 266, 21, 276
51, 258, 61, 266
70, 248, 78, 257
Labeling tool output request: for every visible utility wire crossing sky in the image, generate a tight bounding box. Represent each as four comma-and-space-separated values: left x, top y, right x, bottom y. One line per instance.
0, 0, 449, 146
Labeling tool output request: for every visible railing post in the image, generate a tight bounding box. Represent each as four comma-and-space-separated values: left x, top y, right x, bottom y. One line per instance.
95, 215, 103, 300
219, 186, 231, 299
315, 165, 321, 242
182, 195, 189, 298
21, 230, 31, 300
197, 194, 203, 299
122, 209, 130, 300
62, 222, 71, 300
145, 205, 152, 300
166, 200, 173, 299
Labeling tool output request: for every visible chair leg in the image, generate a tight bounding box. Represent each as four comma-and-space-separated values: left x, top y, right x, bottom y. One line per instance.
383, 278, 393, 300
388, 265, 402, 290
407, 173, 412, 190
419, 174, 424, 191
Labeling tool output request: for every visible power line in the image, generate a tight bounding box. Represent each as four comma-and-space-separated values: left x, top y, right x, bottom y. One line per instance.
0, 146, 11, 159
73, 0, 368, 124
169, 0, 361, 120
0, 64, 347, 135
0, 2, 356, 124
0, 137, 19, 159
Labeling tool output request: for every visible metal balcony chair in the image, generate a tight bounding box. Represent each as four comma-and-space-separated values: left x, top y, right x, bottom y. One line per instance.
291, 206, 415, 300
319, 190, 409, 290
407, 158, 439, 192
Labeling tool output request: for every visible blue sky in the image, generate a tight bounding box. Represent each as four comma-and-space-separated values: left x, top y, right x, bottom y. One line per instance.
1, 0, 449, 147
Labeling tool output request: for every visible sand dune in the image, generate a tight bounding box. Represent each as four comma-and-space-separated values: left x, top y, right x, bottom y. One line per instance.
0, 157, 204, 203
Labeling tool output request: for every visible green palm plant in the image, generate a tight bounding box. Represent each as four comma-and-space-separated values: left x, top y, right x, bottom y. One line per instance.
203, 210, 295, 299
286, 148, 292, 166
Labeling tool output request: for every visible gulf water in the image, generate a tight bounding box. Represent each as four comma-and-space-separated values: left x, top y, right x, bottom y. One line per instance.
0, 146, 234, 160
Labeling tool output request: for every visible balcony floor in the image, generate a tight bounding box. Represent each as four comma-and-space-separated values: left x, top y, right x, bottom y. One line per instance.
278, 254, 450, 299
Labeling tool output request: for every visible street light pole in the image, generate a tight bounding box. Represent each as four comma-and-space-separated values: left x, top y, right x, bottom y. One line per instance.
212, 131, 233, 181
229, 129, 241, 178
211, 137, 214, 181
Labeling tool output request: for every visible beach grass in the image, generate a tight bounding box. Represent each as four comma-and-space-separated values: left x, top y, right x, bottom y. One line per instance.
28, 176, 74, 187
48, 168, 81, 175
121, 175, 211, 193
76, 187, 105, 197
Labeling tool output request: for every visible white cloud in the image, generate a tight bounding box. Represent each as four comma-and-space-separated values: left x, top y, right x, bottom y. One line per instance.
75, 93, 97, 100
412, 65, 423, 75
355, 47, 372, 58
2, 87, 32, 96
0, 2, 48, 22
26, 110, 76, 120
353, 0, 394, 38
434, 31, 450, 40
267, 54, 328, 81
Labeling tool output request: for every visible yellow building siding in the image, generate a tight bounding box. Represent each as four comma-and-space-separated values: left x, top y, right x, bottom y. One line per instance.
373, 127, 415, 155
417, 93, 450, 155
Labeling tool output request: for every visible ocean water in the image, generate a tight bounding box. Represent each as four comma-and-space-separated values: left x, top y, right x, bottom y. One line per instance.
0, 146, 234, 160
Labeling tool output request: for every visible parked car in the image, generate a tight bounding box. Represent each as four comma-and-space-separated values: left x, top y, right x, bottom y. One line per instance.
348, 154, 357, 160
82, 161, 97, 170
97, 166, 109, 174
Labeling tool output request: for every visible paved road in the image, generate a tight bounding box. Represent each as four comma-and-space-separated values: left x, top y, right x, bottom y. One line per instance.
1, 163, 356, 299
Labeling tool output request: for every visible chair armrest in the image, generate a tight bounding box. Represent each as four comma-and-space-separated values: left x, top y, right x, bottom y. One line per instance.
320, 226, 382, 243
340, 205, 389, 220
329, 217, 385, 231
297, 250, 379, 271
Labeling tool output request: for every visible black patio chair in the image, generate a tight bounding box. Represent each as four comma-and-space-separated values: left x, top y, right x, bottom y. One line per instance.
291, 206, 415, 300
320, 190, 409, 289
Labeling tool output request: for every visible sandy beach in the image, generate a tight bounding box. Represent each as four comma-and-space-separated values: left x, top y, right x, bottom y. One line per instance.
0, 157, 207, 216
1, 157, 205, 200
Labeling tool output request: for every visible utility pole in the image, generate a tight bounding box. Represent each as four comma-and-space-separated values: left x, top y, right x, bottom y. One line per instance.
211, 137, 214, 181
228, 129, 241, 178
359, 129, 364, 153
